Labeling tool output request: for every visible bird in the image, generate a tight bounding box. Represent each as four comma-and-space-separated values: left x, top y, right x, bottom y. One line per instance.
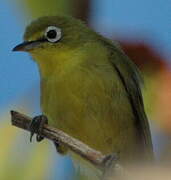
13, 15, 153, 180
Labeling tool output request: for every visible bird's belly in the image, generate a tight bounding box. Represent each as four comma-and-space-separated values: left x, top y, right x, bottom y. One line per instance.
41, 79, 139, 161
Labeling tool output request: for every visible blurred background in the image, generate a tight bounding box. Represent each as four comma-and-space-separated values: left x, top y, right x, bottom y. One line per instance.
1, 0, 171, 179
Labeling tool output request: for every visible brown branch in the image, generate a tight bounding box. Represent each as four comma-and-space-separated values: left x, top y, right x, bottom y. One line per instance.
10, 110, 120, 171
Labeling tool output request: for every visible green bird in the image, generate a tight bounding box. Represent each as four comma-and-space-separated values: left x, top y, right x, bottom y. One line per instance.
13, 15, 153, 180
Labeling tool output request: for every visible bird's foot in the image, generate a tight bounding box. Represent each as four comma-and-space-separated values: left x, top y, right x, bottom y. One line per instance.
29, 115, 48, 142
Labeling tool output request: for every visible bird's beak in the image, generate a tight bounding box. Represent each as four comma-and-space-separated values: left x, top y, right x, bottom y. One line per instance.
12, 40, 44, 52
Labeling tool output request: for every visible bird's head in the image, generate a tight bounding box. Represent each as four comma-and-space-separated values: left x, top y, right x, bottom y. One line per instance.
13, 16, 95, 64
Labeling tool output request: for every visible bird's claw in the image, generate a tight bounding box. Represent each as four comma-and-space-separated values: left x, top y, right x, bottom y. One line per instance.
29, 115, 48, 142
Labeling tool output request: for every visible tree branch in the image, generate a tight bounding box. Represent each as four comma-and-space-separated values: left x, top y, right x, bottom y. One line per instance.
10, 110, 120, 171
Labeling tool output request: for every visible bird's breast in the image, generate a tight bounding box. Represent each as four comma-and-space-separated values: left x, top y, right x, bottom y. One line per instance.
40, 64, 138, 157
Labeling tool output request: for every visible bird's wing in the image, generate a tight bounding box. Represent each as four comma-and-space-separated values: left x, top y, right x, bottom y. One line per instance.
104, 40, 153, 155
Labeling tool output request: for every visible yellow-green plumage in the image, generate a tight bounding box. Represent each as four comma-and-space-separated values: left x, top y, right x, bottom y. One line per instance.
16, 16, 153, 179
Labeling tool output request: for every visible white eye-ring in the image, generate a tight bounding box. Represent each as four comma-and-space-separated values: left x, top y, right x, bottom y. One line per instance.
45, 26, 62, 43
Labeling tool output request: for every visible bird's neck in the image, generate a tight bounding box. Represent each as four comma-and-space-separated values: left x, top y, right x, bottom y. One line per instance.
34, 48, 82, 79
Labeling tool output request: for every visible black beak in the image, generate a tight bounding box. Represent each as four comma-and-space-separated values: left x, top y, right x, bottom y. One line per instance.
12, 39, 46, 52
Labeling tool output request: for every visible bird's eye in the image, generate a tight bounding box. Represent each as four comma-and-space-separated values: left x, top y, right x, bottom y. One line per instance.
45, 26, 62, 43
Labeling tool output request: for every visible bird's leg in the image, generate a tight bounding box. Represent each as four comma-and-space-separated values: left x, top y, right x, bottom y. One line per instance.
29, 115, 48, 142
